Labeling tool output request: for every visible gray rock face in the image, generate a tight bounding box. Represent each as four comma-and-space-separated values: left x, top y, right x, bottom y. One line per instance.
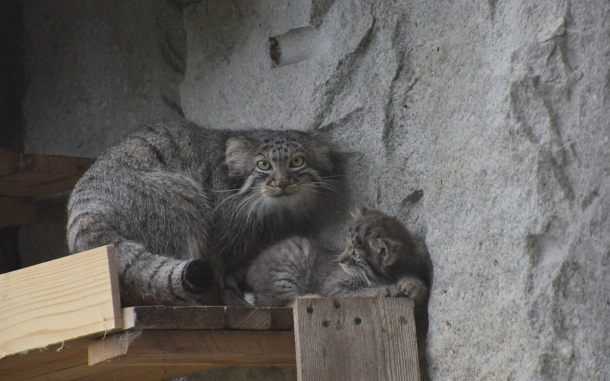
180, 0, 610, 379
20, 0, 609, 379
22, 0, 185, 157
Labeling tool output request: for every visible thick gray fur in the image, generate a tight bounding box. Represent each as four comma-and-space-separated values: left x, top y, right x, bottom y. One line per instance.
67, 120, 341, 306
246, 208, 431, 308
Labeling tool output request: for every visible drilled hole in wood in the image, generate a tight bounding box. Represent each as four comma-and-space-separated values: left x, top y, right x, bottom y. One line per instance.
322, 320, 330, 328
333, 301, 341, 309
306, 306, 314, 314
354, 317, 362, 325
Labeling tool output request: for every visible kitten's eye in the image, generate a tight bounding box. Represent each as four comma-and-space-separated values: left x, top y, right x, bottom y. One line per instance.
378, 246, 387, 257
290, 156, 305, 168
352, 251, 360, 260
257, 160, 271, 171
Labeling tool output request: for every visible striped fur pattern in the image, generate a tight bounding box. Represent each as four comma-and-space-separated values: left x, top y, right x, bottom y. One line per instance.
246, 209, 431, 307
67, 120, 340, 306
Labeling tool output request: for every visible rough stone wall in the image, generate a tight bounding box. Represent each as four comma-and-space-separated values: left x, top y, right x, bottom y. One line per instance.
20, 0, 610, 379
19, 0, 185, 266
21, 0, 185, 157
180, 0, 610, 379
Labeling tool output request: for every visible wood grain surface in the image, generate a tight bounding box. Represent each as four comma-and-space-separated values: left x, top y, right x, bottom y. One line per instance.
0, 246, 121, 358
293, 297, 420, 381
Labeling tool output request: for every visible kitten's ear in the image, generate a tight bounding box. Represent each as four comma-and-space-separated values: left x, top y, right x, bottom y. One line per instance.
376, 238, 401, 264
351, 206, 371, 218
225, 136, 253, 176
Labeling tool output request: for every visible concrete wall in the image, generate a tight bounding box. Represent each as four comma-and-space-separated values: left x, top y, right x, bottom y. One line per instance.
20, 0, 610, 379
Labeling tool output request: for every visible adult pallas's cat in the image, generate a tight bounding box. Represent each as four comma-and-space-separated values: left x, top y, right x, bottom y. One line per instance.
67, 120, 341, 306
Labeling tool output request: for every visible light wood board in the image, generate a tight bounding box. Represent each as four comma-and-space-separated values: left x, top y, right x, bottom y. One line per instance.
0, 246, 122, 358
293, 297, 420, 381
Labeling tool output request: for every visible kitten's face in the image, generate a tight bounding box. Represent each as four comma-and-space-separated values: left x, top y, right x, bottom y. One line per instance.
225, 130, 335, 214
338, 210, 406, 285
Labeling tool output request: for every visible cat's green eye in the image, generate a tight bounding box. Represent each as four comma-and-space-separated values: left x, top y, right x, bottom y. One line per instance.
257, 160, 271, 171
290, 156, 305, 168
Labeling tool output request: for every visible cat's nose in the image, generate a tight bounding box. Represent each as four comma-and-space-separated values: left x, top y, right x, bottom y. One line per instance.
277, 179, 289, 189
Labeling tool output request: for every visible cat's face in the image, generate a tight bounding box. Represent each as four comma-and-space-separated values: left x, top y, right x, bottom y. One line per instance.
338, 209, 406, 285
224, 130, 335, 213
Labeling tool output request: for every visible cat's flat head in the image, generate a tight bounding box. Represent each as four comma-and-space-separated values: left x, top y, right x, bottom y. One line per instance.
338, 208, 414, 285
224, 130, 336, 214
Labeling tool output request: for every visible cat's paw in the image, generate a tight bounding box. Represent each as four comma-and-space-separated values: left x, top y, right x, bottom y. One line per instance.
182, 259, 216, 294
396, 277, 428, 301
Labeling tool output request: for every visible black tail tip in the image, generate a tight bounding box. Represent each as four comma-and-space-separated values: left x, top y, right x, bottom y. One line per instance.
183, 259, 216, 294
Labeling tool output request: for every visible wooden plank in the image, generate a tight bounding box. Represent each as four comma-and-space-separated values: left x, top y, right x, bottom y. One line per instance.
225, 306, 293, 330
0, 337, 218, 381
122, 306, 293, 331
225, 306, 272, 330
0, 197, 36, 228
0, 245, 122, 359
57, 365, 219, 381
89, 330, 296, 366
0, 151, 94, 198
122, 306, 226, 330
293, 297, 420, 381
26, 360, 217, 381
0, 338, 90, 381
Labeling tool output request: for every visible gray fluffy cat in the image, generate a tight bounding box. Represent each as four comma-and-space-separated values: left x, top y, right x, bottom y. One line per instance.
67, 120, 341, 306
246, 208, 431, 307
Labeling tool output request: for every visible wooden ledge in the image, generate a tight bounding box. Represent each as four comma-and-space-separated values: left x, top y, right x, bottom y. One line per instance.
121, 305, 293, 331
0, 151, 94, 198
0, 245, 420, 381
0, 151, 94, 228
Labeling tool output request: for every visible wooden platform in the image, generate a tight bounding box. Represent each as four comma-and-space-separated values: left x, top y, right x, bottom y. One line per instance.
0, 151, 94, 228
0, 246, 420, 381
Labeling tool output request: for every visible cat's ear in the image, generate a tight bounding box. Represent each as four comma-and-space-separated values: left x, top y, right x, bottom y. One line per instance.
375, 238, 401, 264
351, 206, 371, 218
225, 136, 253, 176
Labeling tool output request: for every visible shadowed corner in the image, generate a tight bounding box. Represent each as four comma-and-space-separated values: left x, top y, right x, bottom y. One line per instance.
416, 240, 434, 381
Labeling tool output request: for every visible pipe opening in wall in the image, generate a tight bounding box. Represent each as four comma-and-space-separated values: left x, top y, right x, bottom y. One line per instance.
268, 26, 328, 69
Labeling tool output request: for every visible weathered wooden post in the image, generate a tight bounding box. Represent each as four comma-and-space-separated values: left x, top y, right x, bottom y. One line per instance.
293, 297, 421, 381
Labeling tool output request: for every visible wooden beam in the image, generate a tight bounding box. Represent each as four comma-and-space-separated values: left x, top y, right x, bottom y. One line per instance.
293, 297, 420, 381
0, 339, 91, 381
0, 338, 219, 381
0, 246, 122, 359
89, 330, 296, 366
122, 305, 293, 331
0, 197, 36, 228
0, 151, 94, 198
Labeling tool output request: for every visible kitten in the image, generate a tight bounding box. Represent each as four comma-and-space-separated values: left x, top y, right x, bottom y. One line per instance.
67, 119, 341, 306
246, 208, 431, 307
